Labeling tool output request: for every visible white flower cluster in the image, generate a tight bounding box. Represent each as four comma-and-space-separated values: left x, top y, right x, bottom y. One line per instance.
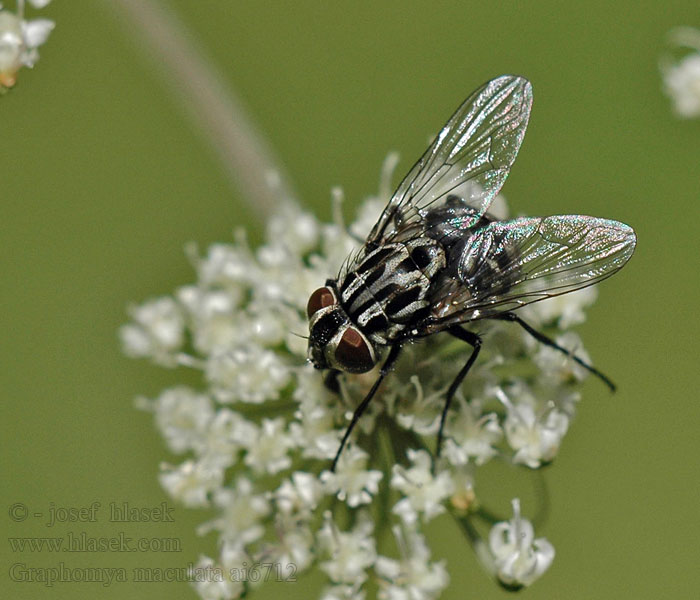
0, 0, 53, 91
660, 26, 700, 118
122, 158, 602, 598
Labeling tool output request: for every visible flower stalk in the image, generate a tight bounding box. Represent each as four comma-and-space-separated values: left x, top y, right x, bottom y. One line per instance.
106, 0, 296, 221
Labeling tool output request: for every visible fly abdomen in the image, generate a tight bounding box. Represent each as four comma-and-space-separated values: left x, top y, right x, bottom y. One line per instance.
455, 227, 521, 296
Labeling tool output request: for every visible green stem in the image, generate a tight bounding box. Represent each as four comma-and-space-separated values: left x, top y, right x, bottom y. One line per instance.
448, 509, 498, 580
106, 0, 296, 221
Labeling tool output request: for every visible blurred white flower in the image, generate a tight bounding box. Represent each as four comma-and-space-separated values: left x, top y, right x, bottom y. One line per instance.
443, 396, 502, 467
320, 445, 383, 507
122, 157, 605, 597
289, 367, 342, 459
318, 511, 376, 585
198, 478, 270, 545
394, 375, 443, 435
660, 26, 700, 118
260, 517, 315, 572
391, 449, 454, 524
320, 583, 365, 600
120, 297, 185, 366
664, 53, 700, 117
533, 331, 591, 386
158, 459, 223, 508
376, 526, 449, 600
273, 471, 323, 516
198, 408, 257, 469
496, 385, 570, 468
489, 499, 555, 588
0, 0, 53, 90
242, 417, 295, 474
190, 555, 242, 600
205, 346, 290, 404
150, 387, 214, 454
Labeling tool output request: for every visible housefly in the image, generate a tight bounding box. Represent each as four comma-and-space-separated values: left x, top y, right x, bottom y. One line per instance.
305, 75, 636, 471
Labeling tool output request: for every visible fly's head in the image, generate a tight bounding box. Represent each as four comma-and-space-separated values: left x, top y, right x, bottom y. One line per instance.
306, 283, 377, 374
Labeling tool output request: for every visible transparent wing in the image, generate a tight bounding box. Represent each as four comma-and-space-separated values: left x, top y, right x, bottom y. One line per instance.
367, 75, 533, 245
428, 215, 637, 325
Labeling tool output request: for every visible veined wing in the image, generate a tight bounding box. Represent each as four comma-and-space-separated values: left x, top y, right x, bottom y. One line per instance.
367, 75, 533, 246
428, 215, 637, 324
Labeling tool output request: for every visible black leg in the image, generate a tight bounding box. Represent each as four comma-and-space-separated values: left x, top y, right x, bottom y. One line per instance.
436, 327, 482, 460
331, 344, 402, 472
493, 312, 616, 392
324, 369, 341, 394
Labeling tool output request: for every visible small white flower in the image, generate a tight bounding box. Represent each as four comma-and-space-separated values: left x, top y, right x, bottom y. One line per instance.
0, 13, 23, 82
448, 464, 477, 512
0, 2, 54, 89
199, 478, 270, 545
443, 397, 502, 466
257, 518, 315, 572
391, 449, 454, 524
243, 417, 295, 474
120, 296, 185, 366
489, 498, 555, 588
205, 346, 290, 404
21, 17, 52, 55
497, 386, 570, 468
376, 526, 449, 600
265, 203, 320, 256
320, 445, 383, 507
273, 471, 323, 516
192, 241, 255, 290
190, 555, 242, 600
321, 584, 366, 600
177, 287, 244, 353
394, 375, 443, 436
151, 387, 214, 454
290, 367, 342, 459
349, 202, 385, 242
318, 511, 376, 586
662, 51, 700, 118
198, 408, 257, 469
159, 459, 223, 508
532, 331, 590, 385
218, 540, 252, 573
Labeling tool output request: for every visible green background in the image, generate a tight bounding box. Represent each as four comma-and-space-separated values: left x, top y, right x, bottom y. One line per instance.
2, 1, 699, 598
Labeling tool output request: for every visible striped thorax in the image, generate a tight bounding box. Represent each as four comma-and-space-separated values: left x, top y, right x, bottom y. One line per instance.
307, 237, 446, 373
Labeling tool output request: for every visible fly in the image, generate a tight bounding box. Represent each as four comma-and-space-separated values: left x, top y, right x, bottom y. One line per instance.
306, 75, 636, 472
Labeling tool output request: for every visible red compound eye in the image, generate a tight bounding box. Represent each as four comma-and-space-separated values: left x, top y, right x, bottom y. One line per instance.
307, 286, 335, 318
334, 327, 374, 373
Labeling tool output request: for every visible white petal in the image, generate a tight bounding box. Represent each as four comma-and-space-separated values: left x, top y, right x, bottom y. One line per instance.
23, 18, 54, 48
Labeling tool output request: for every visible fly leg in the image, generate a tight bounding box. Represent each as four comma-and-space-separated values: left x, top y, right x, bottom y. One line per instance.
493, 312, 615, 391
436, 327, 482, 460
323, 369, 341, 394
331, 344, 401, 472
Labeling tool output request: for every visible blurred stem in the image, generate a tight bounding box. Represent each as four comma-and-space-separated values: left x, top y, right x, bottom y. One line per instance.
106, 0, 296, 222
450, 510, 498, 579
